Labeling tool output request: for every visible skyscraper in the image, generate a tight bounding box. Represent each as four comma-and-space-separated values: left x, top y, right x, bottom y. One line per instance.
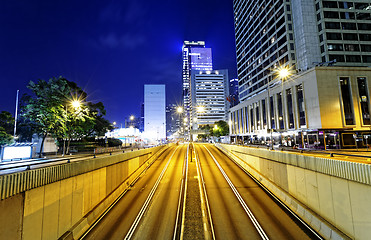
229, 78, 239, 107
230, 0, 371, 149
182, 41, 213, 138
191, 70, 230, 131
144, 85, 166, 141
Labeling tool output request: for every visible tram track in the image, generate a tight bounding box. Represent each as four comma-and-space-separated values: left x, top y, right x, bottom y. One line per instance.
200, 144, 323, 240
80, 144, 188, 240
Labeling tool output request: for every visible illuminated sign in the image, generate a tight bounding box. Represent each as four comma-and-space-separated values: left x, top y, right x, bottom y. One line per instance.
3, 146, 32, 160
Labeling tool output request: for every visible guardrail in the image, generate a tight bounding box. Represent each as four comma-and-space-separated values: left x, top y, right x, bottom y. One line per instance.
0, 145, 165, 201
218, 144, 371, 186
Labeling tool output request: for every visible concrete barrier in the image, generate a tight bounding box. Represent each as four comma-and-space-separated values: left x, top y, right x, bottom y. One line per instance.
0, 145, 168, 240
215, 144, 370, 239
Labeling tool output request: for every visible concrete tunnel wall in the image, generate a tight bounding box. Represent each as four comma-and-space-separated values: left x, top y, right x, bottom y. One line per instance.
0, 145, 167, 240
216, 144, 371, 240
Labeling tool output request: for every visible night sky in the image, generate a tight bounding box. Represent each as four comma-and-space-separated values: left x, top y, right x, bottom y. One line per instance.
0, 0, 237, 126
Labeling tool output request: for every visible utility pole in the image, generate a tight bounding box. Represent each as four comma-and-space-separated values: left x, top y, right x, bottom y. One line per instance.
14, 90, 19, 139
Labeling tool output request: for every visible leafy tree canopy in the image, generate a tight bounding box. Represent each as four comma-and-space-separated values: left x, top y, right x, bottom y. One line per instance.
0, 111, 14, 145
20, 76, 112, 155
212, 120, 229, 137
0, 111, 14, 135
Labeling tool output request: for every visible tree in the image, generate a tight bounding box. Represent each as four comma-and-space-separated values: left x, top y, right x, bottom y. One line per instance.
21, 77, 69, 156
198, 125, 212, 142
21, 76, 112, 156
0, 111, 14, 145
0, 111, 14, 134
211, 120, 229, 137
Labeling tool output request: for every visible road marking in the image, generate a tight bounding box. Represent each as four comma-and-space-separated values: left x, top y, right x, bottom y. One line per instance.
124, 146, 179, 240
174, 145, 188, 240
195, 144, 216, 240
204, 145, 269, 240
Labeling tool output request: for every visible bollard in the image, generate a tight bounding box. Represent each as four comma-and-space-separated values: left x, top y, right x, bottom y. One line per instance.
131, 149, 133, 151
300, 150, 303, 153
330, 153, 334, 157
67, 159, 70, 163
123, 150, 125, 153
110, 152, 112, 155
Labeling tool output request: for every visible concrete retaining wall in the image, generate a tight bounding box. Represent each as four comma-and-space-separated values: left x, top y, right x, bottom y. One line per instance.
216, 144, 371, 240
0, 145, 168, 240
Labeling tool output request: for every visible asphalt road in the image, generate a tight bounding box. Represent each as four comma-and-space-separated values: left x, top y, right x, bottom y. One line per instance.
195, 143, 320, 240
81, 143, 322, 239
81, 144, 186, 240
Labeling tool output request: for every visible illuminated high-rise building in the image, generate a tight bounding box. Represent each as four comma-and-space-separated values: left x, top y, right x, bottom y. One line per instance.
191, 69, 229, 131
144, 85, 166, 141
230, 0, 371, 149
182, 41, 213, 138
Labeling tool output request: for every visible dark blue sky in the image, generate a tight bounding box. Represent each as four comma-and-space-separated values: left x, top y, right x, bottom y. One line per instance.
0, 0, 237, 125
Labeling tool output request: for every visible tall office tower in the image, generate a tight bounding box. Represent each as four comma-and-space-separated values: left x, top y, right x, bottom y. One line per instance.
234, 0, 297, 102
230, 0, 371, 150
190, 70, 229, 131
234, 0, 371, 102
166, 104, 181, 138
182, 41, 213, 138
229, 78, 240, 107
144, 85, 166, 141
139, 103, 144, 132
313, 1, 371, 66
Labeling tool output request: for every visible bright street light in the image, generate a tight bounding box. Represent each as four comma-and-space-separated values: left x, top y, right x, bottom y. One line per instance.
71, 100, 81, 109
278, 67, 290, 80
197, 106, 205, 113
214, 125, 218, 130
130, 115, 134, 121
177, 107, 183, 113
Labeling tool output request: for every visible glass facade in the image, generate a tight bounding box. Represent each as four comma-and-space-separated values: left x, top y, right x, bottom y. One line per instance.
256, 105, 260, 129
245, 107, 249, 132
296, 84, 306, 127
286, 88, 294, 129
262, 99, 267, 127
270, 96, 275, 129
339, 77, 355, 125
277, 92, 284, 129
234, 0, 295, 102
316, 0, 371, 65
357, 77, 370, 125
250, 107, 254, 131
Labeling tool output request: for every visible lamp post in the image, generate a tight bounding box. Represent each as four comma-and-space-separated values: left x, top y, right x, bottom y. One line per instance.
267, 66, 292, 150
63, 100, 81, 156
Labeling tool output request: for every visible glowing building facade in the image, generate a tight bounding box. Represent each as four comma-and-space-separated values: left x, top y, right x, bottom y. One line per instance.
182, 41, 213, 138
230, 0, 371, 149
144, 85, 166, 141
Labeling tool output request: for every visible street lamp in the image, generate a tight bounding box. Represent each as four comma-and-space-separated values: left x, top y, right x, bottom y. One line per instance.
197, 106, 205, 113
71, 100, 81, 109
267, 66, 293, 150
63, 99, 82, 156
278, 67, 290, 79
